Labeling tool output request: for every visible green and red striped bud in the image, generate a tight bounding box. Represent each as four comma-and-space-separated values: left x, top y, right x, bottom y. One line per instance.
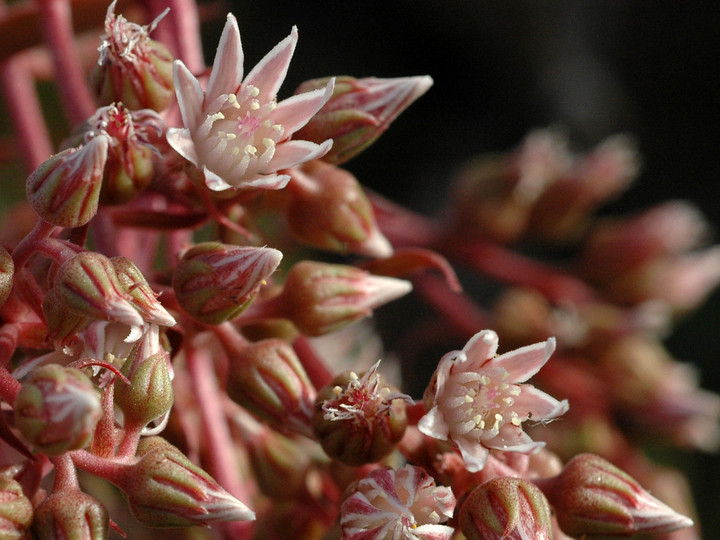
459, 477, 553, 540
13, 364, 101, 455
31, 489, 108, 540
277, 260, 412, 336
0, 476, 33, 539
173, 242, 282, 325
226, 338, 316, 437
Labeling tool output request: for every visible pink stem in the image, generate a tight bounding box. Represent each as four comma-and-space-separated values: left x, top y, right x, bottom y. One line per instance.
185, 332, 254, 538
10, 219, 58, 270
293, 335, 333, 389
35, 0, 95, 126
51, 453, 80, 491
0, 365, 21, 403
91, 384, 116, 458
0, 52, 54, 170
70, 449, 129, 484
148, 0, 204, 73
445, 237, 598, 305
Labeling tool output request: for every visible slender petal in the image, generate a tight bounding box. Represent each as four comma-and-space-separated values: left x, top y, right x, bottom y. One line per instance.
243, 26, 298, 103
271, 80, 335, 136
206, 14, 244, 104
173, 61, 204, 132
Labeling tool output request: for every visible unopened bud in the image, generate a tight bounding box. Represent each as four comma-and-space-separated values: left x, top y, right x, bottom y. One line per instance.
295, 75, 433, 165
118, 437, 255, 526
42, 288, 92, 346
287, 160, 392, 257
539, 453, 694, 536
67, 104, 164, 205
53, 252, 145, 336
173, 242, 282, 325
313, 361, 411, 466
459, 477, 553, 540
26, 136, 109, 228
226, 338, 315, 437
93, 1, 175, 111
32, 489, 108, 540
0, 246, 14, 308
14, 364, 102, 455
0, 476, 33, 538
278, 260, 412, 336
114, 339, 173, 427
112, 256, 176, 327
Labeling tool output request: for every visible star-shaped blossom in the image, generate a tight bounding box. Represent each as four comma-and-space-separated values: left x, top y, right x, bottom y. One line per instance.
419, 330, 568, 473
341, 465, 455, 540
167, 14, 334, 192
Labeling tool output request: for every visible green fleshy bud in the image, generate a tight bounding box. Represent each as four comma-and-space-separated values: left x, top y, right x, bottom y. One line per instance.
117, 437, 255, 526
31, 489, 108, 540
539, 453, 694, 536
42, 288, 92, 346
111, 256, 176, 327
278, 260, 412, 337
294, 75, 433, 165
459, 477, 553, 540
114, 339, 173, 427
313, 361, 410, 466
14, 364, 101, 455
287, 161, 392, 257
173, 242, 282, 325
53, 252, 144, 331
226, 339, 316, 437
247, 427, 312, 500
0, 476, 33, 539
26, 136, 109, 228
93, 2, 175, 111
0, 245, 14, 308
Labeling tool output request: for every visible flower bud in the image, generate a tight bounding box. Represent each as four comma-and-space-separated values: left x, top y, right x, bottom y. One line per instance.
341, 465, 455, 540
32, 489, 108, 540
0, 245, 14, 308
278, 261, 412, 336
68, 104, 164, 205
114, 340, 173, 428
117, 437, 255, 526
93, 1, 175, 111
42, 288, 92, 346
539, 453, 694, 536
26, 136, 109, 228
313, 361, 411, 466
173, 242, 282, 325
111, 256, 176, 327
53, 252, 144, 332
226, 338, 316, 437
295, 75, 433, 165
14, 364, 102, 455
287, 160, 392, 257
459, 477, 553, 540
0, 476, 33, 538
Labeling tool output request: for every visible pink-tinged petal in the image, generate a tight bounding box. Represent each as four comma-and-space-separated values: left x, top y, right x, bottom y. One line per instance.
413, 524, 455, 540
456, 437, 490, 473
243, 26, 298, 103
206, 14, 244, 104
265, 139, 332, 172
166, 127, 199, 165
172, 60, 204, 132
203, 166, 234, 192
484, 424, 545, 453
462, 329, 499, 368
488, 337, 556, 383
271, 79, 335, 137
513, 386, 569, 420
240, 173, 291, 191
418, 406, 450, 440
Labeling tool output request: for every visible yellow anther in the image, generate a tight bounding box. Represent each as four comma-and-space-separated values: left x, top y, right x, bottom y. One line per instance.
263, 137, 275, 148
332, 386, 343, 396
244, 144, 257, 155
464, 395, 474, 403
250, 100, 260, 111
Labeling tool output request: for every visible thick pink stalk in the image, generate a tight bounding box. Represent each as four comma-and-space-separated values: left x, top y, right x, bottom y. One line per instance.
293, 335, 334, 389
147, 0, 204, 73
35, 0, 95, 125
0, 53, 53, 170
185, 333, 254, 539
51, 453, 80, 491
0, 365, 21, 403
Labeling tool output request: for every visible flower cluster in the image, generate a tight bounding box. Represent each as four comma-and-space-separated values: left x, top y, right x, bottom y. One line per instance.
0, 1, 714, 539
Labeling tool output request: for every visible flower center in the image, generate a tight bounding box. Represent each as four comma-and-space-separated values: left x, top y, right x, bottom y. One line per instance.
452, 366, 522, 440
200, 85, 285, 179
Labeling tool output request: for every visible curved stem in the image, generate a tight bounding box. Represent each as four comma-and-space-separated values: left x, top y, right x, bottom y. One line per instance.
51, 453, 79, 491
0, 365, 22, 403
35, 0, 95, 125
10, 219, 58, 270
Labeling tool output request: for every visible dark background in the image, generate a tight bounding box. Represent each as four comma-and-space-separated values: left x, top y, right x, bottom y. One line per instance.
221, 1, 720, 535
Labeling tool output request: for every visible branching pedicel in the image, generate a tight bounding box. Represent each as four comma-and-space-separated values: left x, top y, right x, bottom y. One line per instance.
0, 1, 715, 539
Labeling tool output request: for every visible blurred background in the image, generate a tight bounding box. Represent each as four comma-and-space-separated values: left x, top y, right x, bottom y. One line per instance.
226, 1, 720, 534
